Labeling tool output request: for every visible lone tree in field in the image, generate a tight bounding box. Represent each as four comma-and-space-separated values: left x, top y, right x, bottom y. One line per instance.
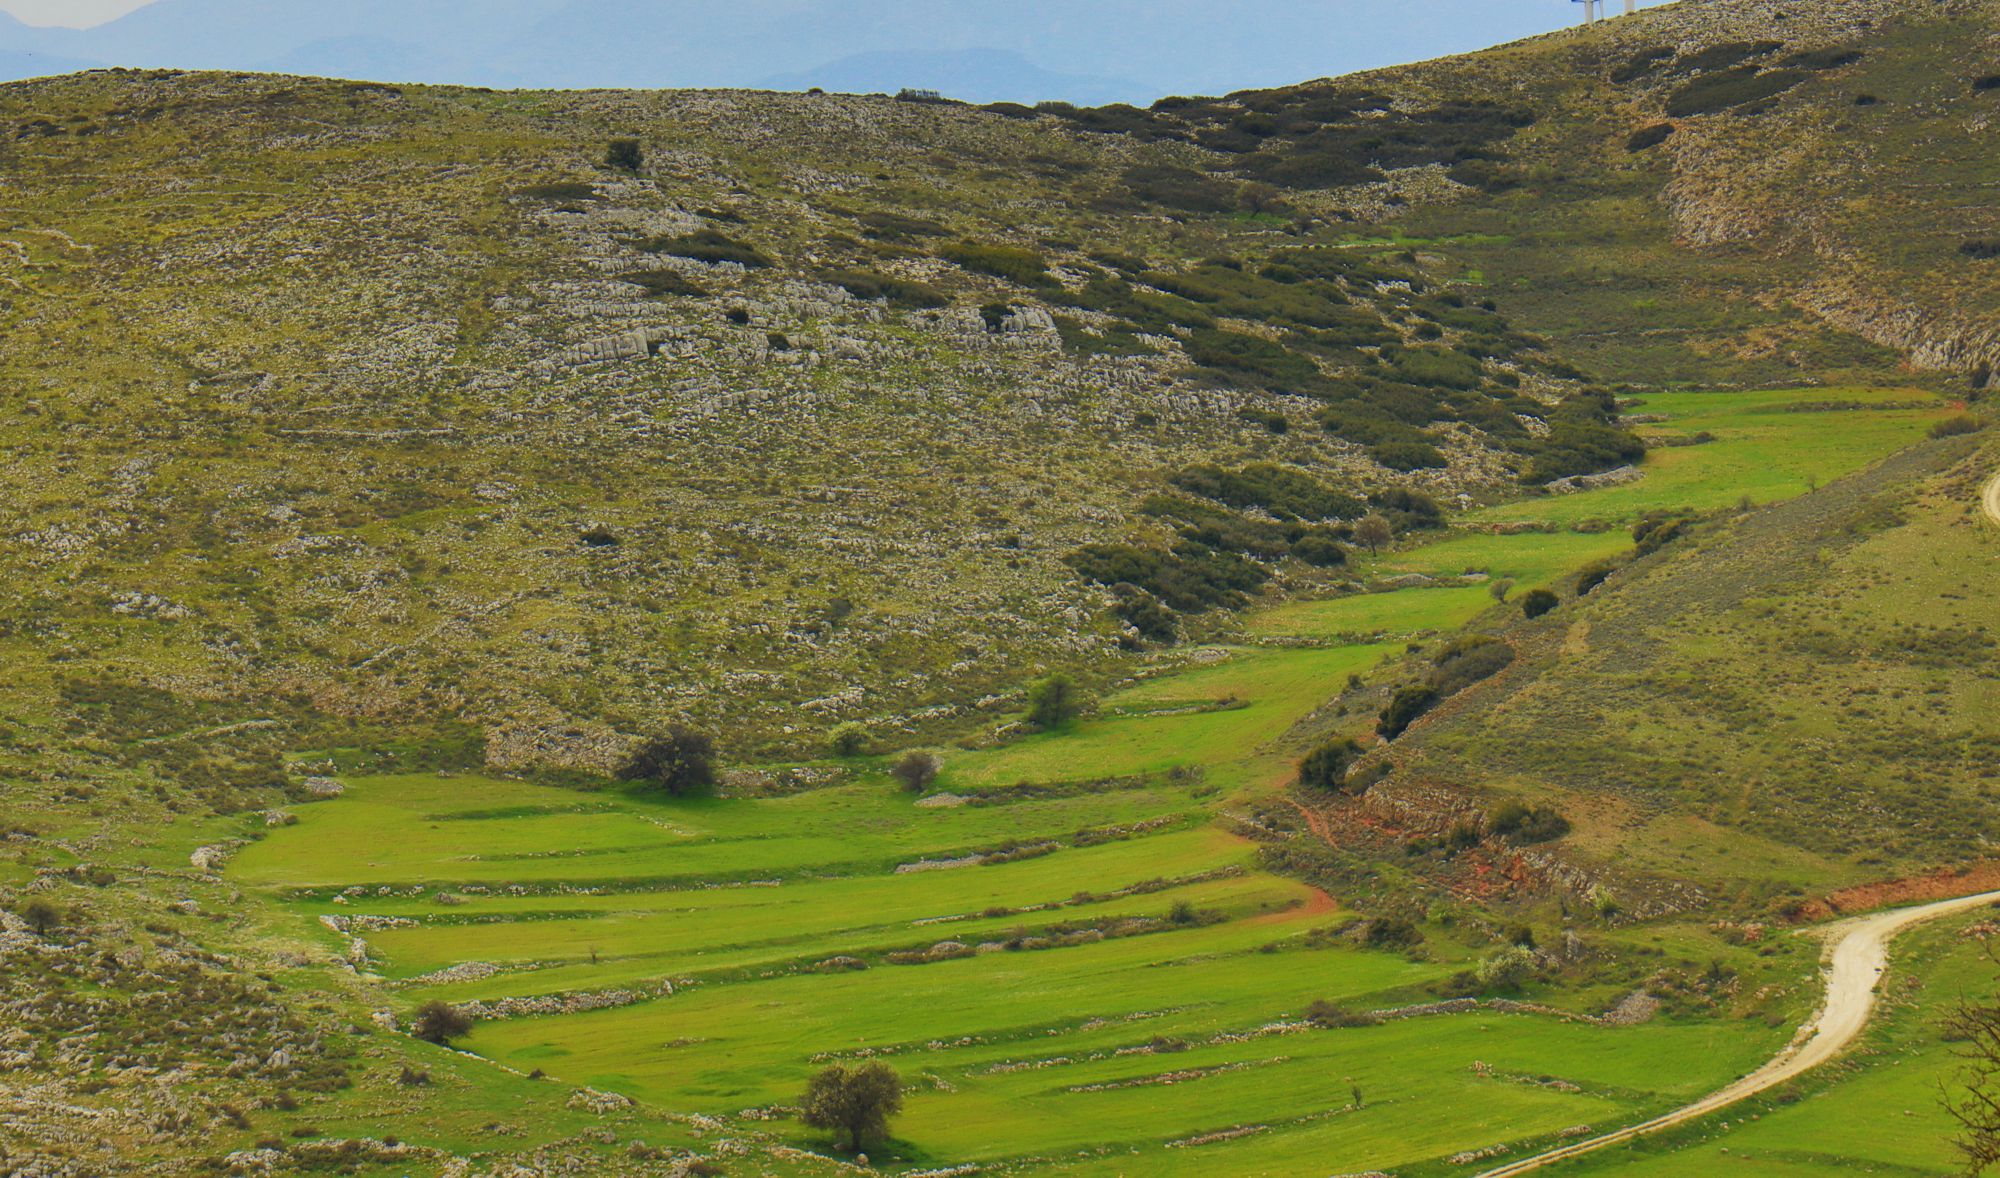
605, 137, 643, 172
410, 1000, 472, 1046
620, 726, 718, 796
1025, 673, 1085, 729
890, 750, 941, 793
801, 1062, 903, 1153
1354, 513, 1394, 556
17, 899, 58, 938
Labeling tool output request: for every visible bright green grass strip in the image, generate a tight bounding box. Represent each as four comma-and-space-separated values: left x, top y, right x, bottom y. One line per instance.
231, 775, 1203, 889
1472, 387, 1949, 526
944, 643, 1394, 789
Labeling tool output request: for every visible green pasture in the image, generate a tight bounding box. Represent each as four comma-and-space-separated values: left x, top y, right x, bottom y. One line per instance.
227, 382, 1971, 1173
1472, 387, 1950, 526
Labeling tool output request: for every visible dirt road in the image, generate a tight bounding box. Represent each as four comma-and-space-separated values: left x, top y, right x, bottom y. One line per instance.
1475, 888, 2000, 1176
1982, 469, 2000, 526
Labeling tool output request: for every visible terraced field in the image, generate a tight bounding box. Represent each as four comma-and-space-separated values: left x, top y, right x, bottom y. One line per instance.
229, 386, 1963, 1173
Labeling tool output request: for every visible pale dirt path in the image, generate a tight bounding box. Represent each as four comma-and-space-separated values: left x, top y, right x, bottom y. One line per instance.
1982, 469, 2000, 526
1475, 888, 2000, 1177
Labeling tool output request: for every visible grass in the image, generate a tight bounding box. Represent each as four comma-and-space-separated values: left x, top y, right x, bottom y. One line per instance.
217, 382, 1972, 1173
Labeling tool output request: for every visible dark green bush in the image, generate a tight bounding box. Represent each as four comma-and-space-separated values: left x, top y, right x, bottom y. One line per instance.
1120, 164, 1238, 213
822, 268, 949, 309
1371, 440, 1449, 471
1665, 67, 1807, 117
1488, 798, 1571, 844
1959, 241, 2000, 260
1291, 533, 1348, 568
1626, 123, 1675, 152
856, 210, 950, 241
1377, 685, 1439, 740
640, 230, 770, 268
1575, 559, 1620, 596
1520, 588, 1559, 619
1169, 463, 1365, 521
1429, 636, 1513, 697
604, 138, 643, 172
517, 181, 602, 201
938, 241, 1055, 287
1781, 47, 1863, 71
1298, 737, 1363, 790
1675, 40, 1782, 74
1237, 406, 1290, 433
620, 269, 705, 298
1065, 541, 1266, 612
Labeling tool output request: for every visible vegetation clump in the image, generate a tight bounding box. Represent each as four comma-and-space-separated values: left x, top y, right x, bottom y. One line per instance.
620, 726, 718, 796
410, 1000, 472, 1045
1520, 588, 1560, 619
640, 229, 771, 268
801, 1062, 903, 1153
1025, 673, 1087, 729
1298, 737, 1363, 791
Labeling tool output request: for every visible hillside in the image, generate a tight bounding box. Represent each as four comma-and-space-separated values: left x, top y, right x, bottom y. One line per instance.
4, 0, 2000, 1174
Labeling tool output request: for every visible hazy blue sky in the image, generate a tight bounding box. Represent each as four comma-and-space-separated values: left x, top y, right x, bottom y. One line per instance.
0, 0, 153, 26
0, 0, 1682, 101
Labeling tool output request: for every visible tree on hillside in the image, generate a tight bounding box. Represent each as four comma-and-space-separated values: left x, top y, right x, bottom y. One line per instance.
1520, 588, 1560, 619
890, 751, 941, 793
801, 1062, 903, 1153
1354, 513, 1394, 555
410, 1000, 472, 1046
1025, 673, 1086, 729
17, 899, 58, 938
620, 726, 718, 796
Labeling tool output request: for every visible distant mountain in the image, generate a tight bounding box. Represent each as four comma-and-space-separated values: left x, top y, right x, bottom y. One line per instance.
0, 0, 1624, 101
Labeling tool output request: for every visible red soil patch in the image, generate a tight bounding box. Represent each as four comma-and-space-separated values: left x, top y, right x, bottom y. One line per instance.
1823, 862, 2000, 915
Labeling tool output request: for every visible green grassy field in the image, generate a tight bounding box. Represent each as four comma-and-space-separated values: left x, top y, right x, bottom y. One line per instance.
228, 382, 1973, 1173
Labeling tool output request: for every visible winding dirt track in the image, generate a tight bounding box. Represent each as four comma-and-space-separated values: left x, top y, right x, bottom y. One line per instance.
1475, 888, 2000, 1176
1983, 470, 2000, 526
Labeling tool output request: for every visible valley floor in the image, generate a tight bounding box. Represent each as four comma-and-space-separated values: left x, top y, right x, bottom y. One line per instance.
187, 383, 2000, 1175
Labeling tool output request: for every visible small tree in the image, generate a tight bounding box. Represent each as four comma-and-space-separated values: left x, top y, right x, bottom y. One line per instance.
1298, 738, 1362, 790
1488, 577, 1514, 603
1354, 514, 1394, 556
605, 137, 644, 172
620, 726, 718, 796
1025, 673, 1085, 730
828, 721, 870, 758
1945, 962, 2000, 1173
18, 898, 58, 938
1377, 685, 1439, 740
410, 1000, 472, 1045
890, 751, 941, 793
1475, 945, 1538, 991
801, 1062, 903, 1154
1520, 588, 1560, 619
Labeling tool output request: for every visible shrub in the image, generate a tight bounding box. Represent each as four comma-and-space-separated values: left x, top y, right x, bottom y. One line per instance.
1237, 406, 1289, 433
800, 1062, 903, 1153
1665, 67, 1806, 117
517, 181, 602, 202
856, 210, 949, 241
1168, 899, 1198, 925
620, 269, 705, 298
1377, 685, 1439, 740
1025, 673, 1086, 729
1475, 946, 1538, 991
1575, 559, 1619, 596
1429, 635, 1513, 697
1065, 541, 1267, 612
640, 230, 770, 268
828, 722, 869, 757
823, 268, 949, 308
1932, 413, 1984, 438
410, 1001, 471, 1045
1488, 799, 1571, 844
1625, 123, 1675, 152
1372, 440, 1449, 471
604, 138, 643, 172
620, 726, 718, 796
1305, 1000, 1378, 1028
1354, 514, 1393, 554
1520, 588, 1559, 619
1633, 514, 1692, 555
1120, 164, 1238, 214
1976, 75, 2000, 93
1298, 738, 1363, 790
1291, 533, 1348, 568
1109, 583, 1178, 644
1360, 916, 1423, 949
1169, 463, 1364, 522
1959, 241, 2000, 260
890, 751, 941, 792
937, 241, 1054, 287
